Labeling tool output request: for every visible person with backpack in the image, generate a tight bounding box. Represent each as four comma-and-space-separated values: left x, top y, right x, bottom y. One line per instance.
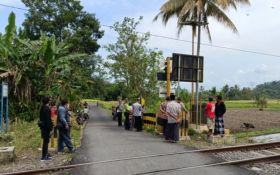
38, 97, 53, 161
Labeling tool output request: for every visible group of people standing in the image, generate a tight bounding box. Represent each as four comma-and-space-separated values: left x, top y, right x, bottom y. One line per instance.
114, 98, 144, 132
112, 94, 226, 144
159, 94, 227, 142
205, 95, 227, 137
159, 95, 187, 143
38, 97, 75, 161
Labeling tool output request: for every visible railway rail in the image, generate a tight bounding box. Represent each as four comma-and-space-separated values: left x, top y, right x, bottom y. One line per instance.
2, 141, 280, 175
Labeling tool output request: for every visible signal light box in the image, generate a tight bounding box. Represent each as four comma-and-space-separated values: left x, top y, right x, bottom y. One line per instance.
171, 53, 204, 82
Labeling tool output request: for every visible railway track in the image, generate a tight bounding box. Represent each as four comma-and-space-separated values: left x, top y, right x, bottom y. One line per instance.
2, 141, 280, 175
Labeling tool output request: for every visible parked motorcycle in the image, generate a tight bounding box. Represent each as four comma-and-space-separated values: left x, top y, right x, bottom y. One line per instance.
76, 108, 89, 125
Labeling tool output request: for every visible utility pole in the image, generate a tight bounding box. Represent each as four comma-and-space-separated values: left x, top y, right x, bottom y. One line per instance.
177, 55, 181, 97
179, 11, 208, 130
191, 25, 196, 124
166, 57, 171, 97
196, 14, 202, 130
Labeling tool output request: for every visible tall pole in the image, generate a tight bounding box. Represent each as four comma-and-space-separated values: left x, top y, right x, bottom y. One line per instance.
191, 25, 196, 125
196, 14, 202, 130
166, 57, 171, 97
5, 83, 8, 132
177, 56, 181, 97
0, 82, 3, 131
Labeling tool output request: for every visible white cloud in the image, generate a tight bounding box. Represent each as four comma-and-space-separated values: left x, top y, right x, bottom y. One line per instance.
254, 64, 268, 74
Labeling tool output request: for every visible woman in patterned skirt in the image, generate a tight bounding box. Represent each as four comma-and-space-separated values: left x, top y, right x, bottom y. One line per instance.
214, 95, 226, 136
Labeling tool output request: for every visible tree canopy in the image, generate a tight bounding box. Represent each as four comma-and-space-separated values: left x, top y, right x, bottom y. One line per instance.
22, 0, 104, 54
105, 17, 163, 100
0, 12, 101, 121
154, 0, 250, 39
199, 81, 280, 101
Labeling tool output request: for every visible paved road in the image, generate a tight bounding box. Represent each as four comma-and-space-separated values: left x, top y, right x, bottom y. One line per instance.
71, 105, 255, 175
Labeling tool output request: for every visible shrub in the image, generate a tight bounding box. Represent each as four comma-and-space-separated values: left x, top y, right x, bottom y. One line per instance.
188, 128, 197, 136
256, 96, 268, 111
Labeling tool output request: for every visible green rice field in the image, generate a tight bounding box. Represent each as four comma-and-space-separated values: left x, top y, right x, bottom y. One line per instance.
226, 100, 280, 110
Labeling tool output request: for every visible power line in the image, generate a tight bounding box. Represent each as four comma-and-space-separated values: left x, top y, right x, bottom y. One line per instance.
102, 24, 280, 58
1, 3, 280, 58
0, 3, 28, 11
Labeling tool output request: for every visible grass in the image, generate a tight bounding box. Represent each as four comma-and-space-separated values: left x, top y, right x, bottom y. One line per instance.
84, 99, 280, 112
234, 128, 280, 139
144, 127, 155, 134
2, 121, 42, 154
83, 99, 116, 111
100, 101, 116, 110
0, 116, 83, 155
82, 99, 99, 103
226, 100, 280, 110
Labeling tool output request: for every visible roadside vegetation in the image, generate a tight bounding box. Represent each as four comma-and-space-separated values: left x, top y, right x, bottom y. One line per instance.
0, 1, 102, 166
0, 117, 82, 155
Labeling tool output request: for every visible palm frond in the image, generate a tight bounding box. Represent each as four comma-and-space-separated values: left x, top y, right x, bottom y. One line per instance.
155, 0, 250, 40
179, 0, 195, 18
154, 0, 186, 24
207, 1, 238, 34
204, 24, 212, 42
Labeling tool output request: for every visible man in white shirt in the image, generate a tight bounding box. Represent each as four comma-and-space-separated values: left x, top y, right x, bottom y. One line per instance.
132, 98, 143, 132
165, 95, 182, 142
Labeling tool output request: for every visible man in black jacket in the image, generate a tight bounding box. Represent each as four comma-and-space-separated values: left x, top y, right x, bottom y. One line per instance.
214, 95, 226, 136
39, 97, 53, 161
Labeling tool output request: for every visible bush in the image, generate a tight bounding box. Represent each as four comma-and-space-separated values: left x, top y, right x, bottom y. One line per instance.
201, 130, 208, 134
0, 133, 14, 143
256, 97, 268, 111
145, 127, 155, 133
188, 128, 197, 136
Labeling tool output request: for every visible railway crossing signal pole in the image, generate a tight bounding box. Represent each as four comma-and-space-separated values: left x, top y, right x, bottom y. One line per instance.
179, 11, 208, 130
166, 57, 171, 97
195, 15, 202, 130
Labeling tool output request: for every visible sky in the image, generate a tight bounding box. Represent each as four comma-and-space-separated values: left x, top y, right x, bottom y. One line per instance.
0, 0, 280, 90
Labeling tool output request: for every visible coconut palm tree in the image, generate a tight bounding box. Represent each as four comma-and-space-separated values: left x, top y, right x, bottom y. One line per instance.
154, 0, 250, 39
154, 0, 250, 127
